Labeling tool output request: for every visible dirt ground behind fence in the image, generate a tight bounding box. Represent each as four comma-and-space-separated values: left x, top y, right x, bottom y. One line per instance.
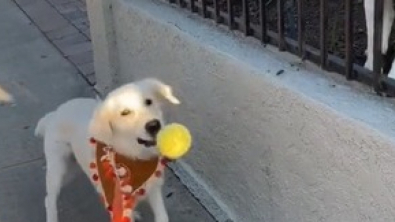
207, 0, 395, 66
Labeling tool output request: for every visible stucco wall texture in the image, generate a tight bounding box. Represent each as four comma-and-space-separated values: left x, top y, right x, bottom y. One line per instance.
87, 0, 395, 221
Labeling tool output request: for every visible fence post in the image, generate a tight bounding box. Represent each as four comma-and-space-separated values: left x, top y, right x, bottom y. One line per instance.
297, 0, 304, 57
86, 0, 119, 94
260, 0, 267, 43
373, 0, 384, 93
277, 0, 285, 51
345, 0, 353, 80
320, 0, 327, 69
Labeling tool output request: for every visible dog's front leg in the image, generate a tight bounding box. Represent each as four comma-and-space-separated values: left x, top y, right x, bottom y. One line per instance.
147, 185, 169, 222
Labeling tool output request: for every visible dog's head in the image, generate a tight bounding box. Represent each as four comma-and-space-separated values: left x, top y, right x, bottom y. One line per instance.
89, 78, 180, 159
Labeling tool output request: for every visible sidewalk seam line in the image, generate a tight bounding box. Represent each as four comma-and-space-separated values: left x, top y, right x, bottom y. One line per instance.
11, 0, 95, 87
43, 0, 91, 41
0, 157, 44, 172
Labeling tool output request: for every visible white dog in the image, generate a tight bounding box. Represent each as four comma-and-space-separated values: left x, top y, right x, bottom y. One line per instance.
35, 78, 180, 222
364, 0, 395, 78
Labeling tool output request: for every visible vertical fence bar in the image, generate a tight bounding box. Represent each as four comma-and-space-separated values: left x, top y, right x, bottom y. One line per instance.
373, 0, 384, 92
202, 0, 207, 17
260, 0, 267, 43
345, 0, 353, 79
320, 0, 327, 68
227, 0, 234, 29
214, 0, 220, 23
297, 0, 304, 57
277, 0, 285, 50
242, 0, 250, 35
190, 0, 195, 12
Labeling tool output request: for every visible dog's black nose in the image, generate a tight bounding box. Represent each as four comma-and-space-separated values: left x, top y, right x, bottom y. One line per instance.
145, 119, 161, 136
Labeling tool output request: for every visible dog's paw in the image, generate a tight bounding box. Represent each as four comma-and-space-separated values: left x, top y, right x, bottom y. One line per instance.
134, 211, 142, 221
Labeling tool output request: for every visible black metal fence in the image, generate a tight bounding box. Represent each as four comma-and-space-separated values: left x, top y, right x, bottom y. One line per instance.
166, 0, 395, 96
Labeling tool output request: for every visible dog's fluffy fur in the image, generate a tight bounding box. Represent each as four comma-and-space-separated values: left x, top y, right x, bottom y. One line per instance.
35, 78, 180, 222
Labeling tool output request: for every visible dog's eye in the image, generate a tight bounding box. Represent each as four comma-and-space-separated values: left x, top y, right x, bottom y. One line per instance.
145, 99, 153, 106
120, 109, 132, 116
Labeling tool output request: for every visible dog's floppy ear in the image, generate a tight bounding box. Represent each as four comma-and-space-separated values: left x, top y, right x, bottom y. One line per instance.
89, 101, 113, 143
141, 78, 180, 105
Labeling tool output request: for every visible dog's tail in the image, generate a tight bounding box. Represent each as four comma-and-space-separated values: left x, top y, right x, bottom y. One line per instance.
35, 112, 55, 137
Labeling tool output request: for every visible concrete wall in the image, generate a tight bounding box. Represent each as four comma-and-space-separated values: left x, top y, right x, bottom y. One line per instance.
87, 0, 395, 221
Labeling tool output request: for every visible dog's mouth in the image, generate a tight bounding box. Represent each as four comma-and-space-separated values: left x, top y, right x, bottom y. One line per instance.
137, 137, 157, 147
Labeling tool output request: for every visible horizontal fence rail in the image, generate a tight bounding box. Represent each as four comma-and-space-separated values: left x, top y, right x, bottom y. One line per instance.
167, 0, 394, 96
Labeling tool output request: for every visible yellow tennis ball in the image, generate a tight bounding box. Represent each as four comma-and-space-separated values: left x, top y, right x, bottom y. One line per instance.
157, 123, 192, 159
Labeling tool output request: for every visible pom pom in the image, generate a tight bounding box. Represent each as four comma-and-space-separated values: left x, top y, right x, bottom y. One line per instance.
116, 167, 127, 177
157, 123, 192, 160
121, 185, 132, 193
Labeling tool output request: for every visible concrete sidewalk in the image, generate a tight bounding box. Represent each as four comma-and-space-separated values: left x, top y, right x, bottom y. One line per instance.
0, 0, 216, 221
